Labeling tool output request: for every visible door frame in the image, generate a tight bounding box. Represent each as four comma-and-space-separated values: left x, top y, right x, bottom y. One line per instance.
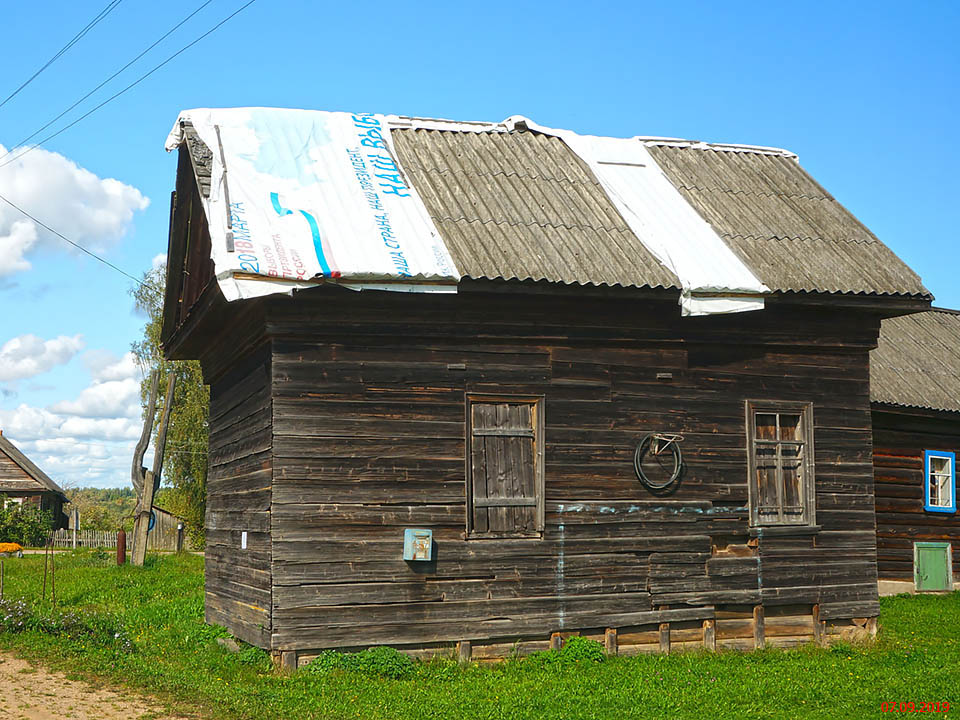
913, 541, 953, 592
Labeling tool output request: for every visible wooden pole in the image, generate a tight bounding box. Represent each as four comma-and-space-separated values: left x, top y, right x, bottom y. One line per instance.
130, 372, 159, 562
1, 559, 4, 599
50, 541, 56, 607
41, 541, 49, 605
132, 372, 176, 567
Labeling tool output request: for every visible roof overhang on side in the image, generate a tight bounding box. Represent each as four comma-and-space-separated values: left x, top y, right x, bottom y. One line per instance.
161, 127, 218, 359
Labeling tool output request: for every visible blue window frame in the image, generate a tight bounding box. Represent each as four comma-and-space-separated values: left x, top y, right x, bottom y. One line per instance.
923, 450, 956, 513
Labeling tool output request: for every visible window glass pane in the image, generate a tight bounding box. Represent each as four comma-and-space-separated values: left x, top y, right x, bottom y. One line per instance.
755, 413, 777, 441
756, 446, 778, 512
930, 456, 949, 475
779, 414, 802, 442
929, 457, 952, 508
782, 445, 803, 513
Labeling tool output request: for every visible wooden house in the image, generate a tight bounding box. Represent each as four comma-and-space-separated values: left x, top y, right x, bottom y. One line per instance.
871, 308, 960, 591
160, 110, 932, 666
0, 431, 68, 528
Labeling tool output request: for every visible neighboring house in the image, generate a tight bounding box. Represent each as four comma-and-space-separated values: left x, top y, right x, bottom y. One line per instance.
0, 431, 68, 528
871, 308, 960, 591
161, 109, 932, 666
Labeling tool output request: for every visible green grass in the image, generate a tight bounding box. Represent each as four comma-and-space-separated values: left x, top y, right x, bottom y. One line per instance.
0, 550, 957, 719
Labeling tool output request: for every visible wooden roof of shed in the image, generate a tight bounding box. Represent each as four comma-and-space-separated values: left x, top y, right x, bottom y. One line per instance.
177, 117, 930, 301
0, 434, 68, 499
871, 308, 960, 414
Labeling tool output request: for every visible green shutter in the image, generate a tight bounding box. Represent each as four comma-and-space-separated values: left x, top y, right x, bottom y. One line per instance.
914, 542, 952, 592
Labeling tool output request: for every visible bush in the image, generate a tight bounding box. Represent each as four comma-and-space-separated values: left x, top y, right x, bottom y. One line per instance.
0, 502, 53, 546
0, 597, 134, 653
528, 636, 606, 666
560, 636, 606, 663
307, 646, 415, 680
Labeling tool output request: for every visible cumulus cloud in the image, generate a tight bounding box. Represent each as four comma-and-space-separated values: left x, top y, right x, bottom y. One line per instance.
151, 253, 167, 271
82, 350, 141, 383
0, 333, 84, 382
0, 349, 146, 488
0, 144, 149, 277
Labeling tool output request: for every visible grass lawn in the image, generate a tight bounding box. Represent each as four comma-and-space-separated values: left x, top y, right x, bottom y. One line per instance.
0, 550, 957, 719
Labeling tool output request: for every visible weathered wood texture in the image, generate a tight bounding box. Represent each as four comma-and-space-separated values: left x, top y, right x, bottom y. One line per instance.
873, 408, 960, 580
204, 344, 273, 648
246, 288, 882, 653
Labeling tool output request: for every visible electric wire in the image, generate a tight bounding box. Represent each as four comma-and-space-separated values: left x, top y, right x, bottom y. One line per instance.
0, 189, 153, 289
0, 0, 126, 111
0, 0, 260, 171
0, 0, 216, 164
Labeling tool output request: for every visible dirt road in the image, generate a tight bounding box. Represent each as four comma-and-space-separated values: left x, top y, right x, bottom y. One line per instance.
0, 652, 189, 720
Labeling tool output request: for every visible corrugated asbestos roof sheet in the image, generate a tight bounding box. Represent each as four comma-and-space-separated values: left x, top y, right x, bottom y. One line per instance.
871, 309, 960, 413
391, 129, 680, 290
647, 144, 929, 297
182, 119, 930, 298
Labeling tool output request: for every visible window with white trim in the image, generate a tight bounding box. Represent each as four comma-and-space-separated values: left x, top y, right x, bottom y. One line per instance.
745, 401, 816, 527
924, 450, 956, 513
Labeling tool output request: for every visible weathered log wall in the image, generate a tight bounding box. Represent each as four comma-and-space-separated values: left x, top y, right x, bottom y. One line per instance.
204, 343, 273, 648
257, 286, 881, 656
873, 407, 960, 581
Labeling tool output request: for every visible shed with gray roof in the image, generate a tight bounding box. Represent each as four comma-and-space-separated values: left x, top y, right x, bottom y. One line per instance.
161, 109, 931, 663
871, 309, 960, 590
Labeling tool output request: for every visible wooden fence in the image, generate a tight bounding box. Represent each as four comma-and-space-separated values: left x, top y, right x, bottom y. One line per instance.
51, 529, 117, 548
50, 518, 191, 552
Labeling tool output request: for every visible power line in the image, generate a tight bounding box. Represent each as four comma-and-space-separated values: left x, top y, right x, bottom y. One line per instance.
0, 0, 260, 170
0, 189, 153, 289
0, 0, 216, 163
0, 0, 126, 112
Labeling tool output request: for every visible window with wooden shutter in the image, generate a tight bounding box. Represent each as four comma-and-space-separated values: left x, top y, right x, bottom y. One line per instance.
466, 395, 544, 538
745, 401, 816, 527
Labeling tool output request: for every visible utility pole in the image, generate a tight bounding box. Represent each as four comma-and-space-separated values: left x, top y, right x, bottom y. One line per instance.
131, 371, 176, 567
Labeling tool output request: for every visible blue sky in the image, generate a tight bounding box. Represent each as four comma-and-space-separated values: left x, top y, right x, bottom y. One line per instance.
0, 0, 957, 488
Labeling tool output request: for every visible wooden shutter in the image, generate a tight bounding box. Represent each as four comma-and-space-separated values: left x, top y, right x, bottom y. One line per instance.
468, 397, 543, 537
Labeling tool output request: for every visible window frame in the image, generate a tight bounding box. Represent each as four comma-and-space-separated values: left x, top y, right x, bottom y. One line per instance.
923, 450, 956, 514
744, 400, 817, 528
465, 393, 545, 539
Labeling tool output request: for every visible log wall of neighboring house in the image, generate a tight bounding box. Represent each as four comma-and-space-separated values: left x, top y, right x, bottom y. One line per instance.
219, 286, 883, 659
873, 407, 960, 581
204, 343, 273, 648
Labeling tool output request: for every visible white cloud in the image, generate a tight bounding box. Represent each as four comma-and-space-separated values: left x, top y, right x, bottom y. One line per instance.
82, 350, 141, 383
51, 377, 141, 419
0, 334, 84, 382
0, 348, 147, 488
0, 144, 149, 278
151, 253, 167, 271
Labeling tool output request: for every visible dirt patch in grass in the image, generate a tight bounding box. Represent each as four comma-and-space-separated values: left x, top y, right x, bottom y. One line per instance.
0, 652, 187, 720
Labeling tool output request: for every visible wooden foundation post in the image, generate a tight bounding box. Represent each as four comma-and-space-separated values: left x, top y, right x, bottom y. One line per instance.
866, 617, 878, 638
659, 623, 670, 654
753, 605, 765, 649
280, 650, 298, 672
703, 619, 716, 651
550, 632, 562, 651
812, 604, 826, 646
457, 641, 472, 664
604, 628, 618, 656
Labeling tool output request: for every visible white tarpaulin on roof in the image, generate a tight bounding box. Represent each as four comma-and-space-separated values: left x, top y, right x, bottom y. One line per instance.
504, 116, 770, 316
165, 108, 459, 302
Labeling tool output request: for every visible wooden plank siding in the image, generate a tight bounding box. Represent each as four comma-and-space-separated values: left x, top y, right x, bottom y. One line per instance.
254, 287, 882, 653
204, 343, 273, 648
872, 407, 960, 581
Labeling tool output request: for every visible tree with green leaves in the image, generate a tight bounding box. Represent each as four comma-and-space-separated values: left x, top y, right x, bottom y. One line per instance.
131, 264, 209, 547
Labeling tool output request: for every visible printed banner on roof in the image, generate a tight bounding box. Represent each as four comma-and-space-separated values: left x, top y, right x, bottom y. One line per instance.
165, 108, 459, 301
